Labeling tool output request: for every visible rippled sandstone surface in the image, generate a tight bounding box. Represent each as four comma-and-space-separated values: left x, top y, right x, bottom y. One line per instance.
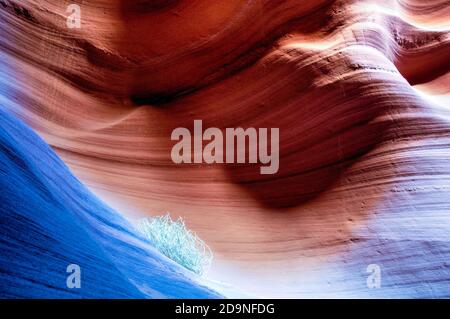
1, 0, 449, 297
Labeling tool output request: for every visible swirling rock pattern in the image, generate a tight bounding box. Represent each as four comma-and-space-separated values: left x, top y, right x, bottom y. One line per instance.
0, 0, 449, 297
0, 109, 221, 298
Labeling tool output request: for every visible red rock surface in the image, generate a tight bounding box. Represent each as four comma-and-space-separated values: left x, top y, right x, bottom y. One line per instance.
1, 0, 449, 297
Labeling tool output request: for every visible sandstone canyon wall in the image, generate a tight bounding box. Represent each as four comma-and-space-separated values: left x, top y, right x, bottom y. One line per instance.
0, 0, 450, 297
